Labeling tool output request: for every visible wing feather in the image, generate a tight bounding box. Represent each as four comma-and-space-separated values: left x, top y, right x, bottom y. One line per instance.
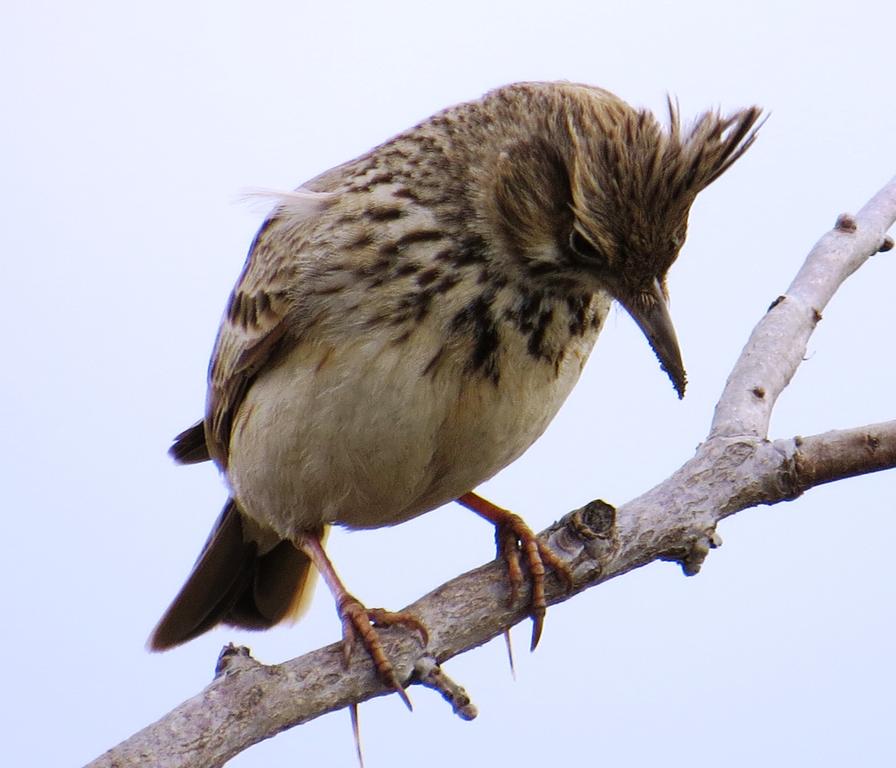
204, 190, 335, 465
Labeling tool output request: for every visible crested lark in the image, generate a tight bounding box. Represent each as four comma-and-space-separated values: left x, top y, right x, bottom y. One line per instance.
150, 82, 761, 704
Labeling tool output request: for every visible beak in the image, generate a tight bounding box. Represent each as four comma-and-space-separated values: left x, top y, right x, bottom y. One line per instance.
618, 278, 687, 398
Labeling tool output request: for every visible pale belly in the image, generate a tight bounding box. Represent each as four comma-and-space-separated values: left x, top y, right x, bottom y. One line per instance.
227, 305, 604, 540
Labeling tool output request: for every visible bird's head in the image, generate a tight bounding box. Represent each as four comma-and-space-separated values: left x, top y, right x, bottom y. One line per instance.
486, 84, 763, 398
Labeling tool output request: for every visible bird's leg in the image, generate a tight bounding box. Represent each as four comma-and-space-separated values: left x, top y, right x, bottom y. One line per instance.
456, 492, 573, 650
296, 533, 427, 710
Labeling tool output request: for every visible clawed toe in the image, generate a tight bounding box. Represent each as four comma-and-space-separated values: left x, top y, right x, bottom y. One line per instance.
498, 515, 572, 649
337, 596, 426, 710
458, 492, 573, 650
368, 607, 429, 646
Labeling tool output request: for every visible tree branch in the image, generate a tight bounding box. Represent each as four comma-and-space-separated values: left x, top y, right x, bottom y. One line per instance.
86, 176, 896, 768
786, 420, 896, 489
710, 177, 896, 439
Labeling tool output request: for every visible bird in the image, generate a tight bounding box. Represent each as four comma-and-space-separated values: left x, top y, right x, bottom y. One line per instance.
149, 81, 761, 705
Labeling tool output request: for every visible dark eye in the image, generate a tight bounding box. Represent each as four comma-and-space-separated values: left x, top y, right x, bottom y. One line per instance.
569, 229, 609, 269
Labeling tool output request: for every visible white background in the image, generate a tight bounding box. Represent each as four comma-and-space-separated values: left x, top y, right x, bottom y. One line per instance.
3, 1, 895, 766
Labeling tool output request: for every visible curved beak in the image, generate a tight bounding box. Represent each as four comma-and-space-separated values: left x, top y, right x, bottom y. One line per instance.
617, 278, 687, 398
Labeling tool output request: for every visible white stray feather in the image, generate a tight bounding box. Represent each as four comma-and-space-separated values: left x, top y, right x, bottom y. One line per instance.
238, 186, 336, 219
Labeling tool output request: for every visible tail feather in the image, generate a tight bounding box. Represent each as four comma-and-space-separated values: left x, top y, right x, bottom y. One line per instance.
169, 421, 211, 465
148, 500, 319, 650
226, 528, 325, 628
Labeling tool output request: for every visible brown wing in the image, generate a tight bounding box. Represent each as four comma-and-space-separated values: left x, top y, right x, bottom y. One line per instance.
202, 190, 335, 466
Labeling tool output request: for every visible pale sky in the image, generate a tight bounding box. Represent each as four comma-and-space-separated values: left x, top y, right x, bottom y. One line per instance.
3, 2, 895, 766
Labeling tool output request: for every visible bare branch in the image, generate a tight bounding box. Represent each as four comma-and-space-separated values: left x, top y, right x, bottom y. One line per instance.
710, 175, 896, 438
86, 177, 896, 768
88, 422, 896, 768
785, 420, 896, 489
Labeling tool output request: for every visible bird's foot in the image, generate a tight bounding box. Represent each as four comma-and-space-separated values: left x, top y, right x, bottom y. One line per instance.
298, 532, 426, 709
457, 492, 573, 649
336, 594, 427, 709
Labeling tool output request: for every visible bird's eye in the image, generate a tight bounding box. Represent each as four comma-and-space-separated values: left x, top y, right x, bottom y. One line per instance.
569, 229, 609, 269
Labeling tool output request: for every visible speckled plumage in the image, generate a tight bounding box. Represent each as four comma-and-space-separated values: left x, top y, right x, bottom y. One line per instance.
150, 82, 761, 677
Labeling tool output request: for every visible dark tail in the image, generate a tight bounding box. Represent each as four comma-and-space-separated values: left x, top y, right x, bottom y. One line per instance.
148, 500, 318, 650
169, 420, 211, 464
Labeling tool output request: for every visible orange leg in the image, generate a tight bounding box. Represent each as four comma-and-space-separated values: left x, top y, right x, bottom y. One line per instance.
296, 533, 427, 710
457, 492, 573, 650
